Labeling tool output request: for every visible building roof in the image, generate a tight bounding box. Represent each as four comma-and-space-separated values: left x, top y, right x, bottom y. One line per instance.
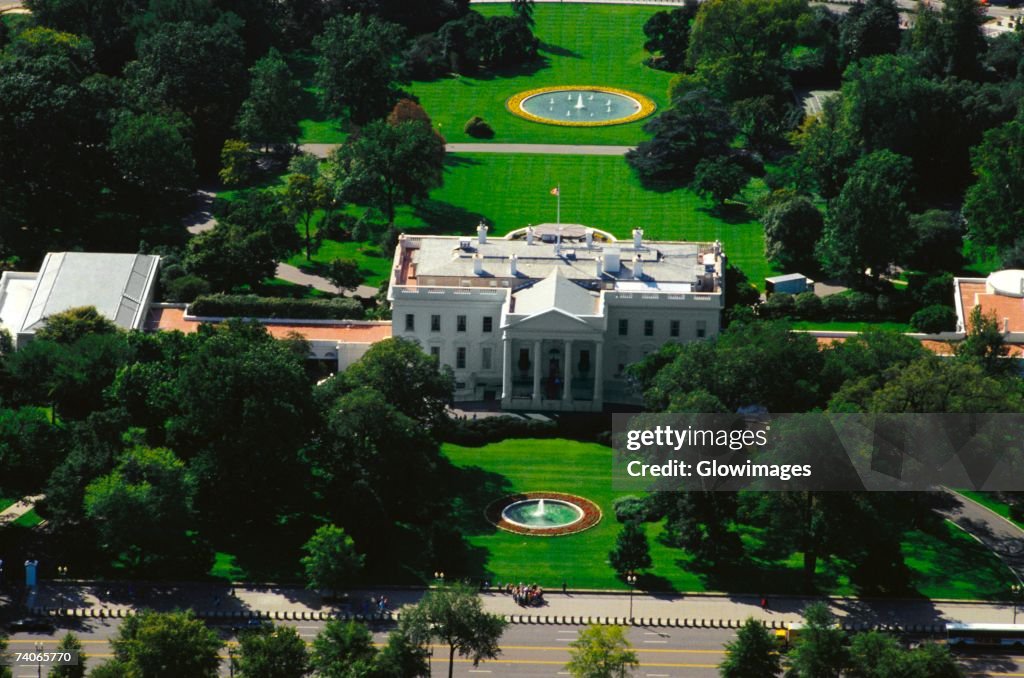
512, 268, 599, 317
147, 307, 393, 343
957, 277, 1024, 335
766, 273, 809, 284
0, 252, 159, 336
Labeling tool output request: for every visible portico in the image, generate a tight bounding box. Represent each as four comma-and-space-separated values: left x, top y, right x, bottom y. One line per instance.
501, 333, 604, 410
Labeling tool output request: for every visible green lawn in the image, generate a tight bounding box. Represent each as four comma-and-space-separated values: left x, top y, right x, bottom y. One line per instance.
299, 4, 674, 145
12, 508, 43, 529
0, 497, 15, 513
443, 438, 1015, 597
957, 490, 1024, 531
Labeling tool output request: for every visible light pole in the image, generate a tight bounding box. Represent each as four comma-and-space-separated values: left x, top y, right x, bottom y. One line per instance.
626, 572, 637, 622
434, 570, 445, 587
228, 646, 238, 677
1012, 583, 1023, 623
35, 641, 43, 678
57, 565, 68, 610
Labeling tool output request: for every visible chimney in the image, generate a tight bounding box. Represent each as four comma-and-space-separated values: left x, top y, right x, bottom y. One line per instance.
604, 248, 621, 274
633, 228, 643, 249
477, 222, 488, 244
596, 256, 604, 277
473, 253, 484, 275
526, 226, 535, 246
633, 255, 644, 279
585, 228, 594, 248
509, 254, 518, 276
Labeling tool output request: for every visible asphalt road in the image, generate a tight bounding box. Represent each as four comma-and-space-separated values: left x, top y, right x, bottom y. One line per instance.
8, 619, 1024, 677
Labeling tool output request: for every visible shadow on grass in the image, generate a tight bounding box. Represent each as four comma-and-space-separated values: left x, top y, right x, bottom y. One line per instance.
539, 41, 583, 59
412, 199, 488, 235
466, 56, 552, 81
444, 154, 484, 169
697, 203, 753, 225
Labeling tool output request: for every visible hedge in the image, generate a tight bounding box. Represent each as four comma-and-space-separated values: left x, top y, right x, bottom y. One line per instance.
189, 294, 364, 320
443, 415, 557, 447
758, 290, 916, 323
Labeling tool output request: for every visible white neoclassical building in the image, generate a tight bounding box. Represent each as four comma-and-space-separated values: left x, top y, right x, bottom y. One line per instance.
388, 224, 725, 411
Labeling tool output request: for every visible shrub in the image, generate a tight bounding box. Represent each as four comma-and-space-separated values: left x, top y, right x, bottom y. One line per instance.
464, 116, 495, 139
758, 292, 796, 319
189, 294, 364, 320
793, 291, 823, 320
612, 496, 657, 523
910, 304, 957, 333
164, 275, 211, 303
443, 415, 557, 447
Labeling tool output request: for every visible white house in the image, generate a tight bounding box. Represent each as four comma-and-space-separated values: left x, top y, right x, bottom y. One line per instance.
0, 252, 160, 348
388, 224, 726, 411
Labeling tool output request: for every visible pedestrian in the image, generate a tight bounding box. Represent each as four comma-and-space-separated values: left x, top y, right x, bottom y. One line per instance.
562, 581, 567, 594
760, 596, 769, 611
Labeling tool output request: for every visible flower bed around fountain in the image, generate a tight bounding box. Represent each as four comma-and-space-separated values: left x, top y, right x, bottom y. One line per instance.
506, 86, 656, 127
485, 491, 602, 536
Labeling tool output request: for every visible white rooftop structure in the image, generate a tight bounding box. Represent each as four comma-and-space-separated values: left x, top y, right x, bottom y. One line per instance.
389, 225, 725, 410
0, 252, 160, 347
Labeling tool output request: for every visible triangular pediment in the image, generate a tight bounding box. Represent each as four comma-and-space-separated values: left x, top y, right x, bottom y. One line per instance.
506, 307, 598, 332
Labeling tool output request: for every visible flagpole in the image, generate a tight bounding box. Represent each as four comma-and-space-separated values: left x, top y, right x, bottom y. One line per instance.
556, 183, 561, 226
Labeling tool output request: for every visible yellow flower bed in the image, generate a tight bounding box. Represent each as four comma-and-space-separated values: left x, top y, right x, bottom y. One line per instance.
506, 85, 657, 127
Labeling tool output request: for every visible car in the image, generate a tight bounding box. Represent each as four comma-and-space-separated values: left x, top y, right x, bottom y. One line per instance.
6, 617, 56, 633
230, 618, 272, 635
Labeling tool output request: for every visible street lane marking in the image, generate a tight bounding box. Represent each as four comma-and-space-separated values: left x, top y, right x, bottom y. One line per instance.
643, 640, 668, 644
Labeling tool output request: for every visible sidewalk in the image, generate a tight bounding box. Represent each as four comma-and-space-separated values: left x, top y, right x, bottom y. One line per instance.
0, 495, 43, 527
26, 582, 1023, 630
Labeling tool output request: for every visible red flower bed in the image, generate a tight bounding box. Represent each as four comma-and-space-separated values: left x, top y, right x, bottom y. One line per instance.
485, 491, 602, 537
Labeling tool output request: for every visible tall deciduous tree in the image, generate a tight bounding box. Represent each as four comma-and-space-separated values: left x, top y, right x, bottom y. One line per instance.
963, 119, 1024, 253
691, 156, 749, 206
720, 618, 781, 677
329, 118, 445, 227
785, 603, 848, 677
50, 633, 87, 678
235, 625, 310, 678
310, 620, 377, 676
511, 0, 535, 26
837, 0, 900, 70
817, 150, 914, 282
300, 524, 364, 594
402, 584, 507, 678
940, 0, 987, 80
762, 194, 823, 272
609, 521, 653, 574
110, 610, 222, 678
238, 48, 301, 149
566, 625, 639, 678
642, 3, 699, 72
314, 14, 405, 125
24, 0, 146, 73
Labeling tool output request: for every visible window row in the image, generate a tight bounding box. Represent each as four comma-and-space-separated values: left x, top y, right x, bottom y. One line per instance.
430, 345, 494, 371
616, 318, 707, 338
405, 314, 494, 333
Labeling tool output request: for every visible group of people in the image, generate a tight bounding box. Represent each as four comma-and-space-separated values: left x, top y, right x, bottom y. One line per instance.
504, 582, 545, 607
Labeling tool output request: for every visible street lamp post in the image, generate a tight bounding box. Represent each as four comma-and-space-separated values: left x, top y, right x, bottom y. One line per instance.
1012, 583, 1023, 623
626, 572, 637, 622
56, 565, 68, 610
434, 571, 445, 587
35, 641, 43, 678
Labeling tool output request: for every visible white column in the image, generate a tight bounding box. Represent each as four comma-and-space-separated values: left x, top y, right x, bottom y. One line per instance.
594, 342, 604, 406
532, 340, 542, 404
563, 339, 574, 401
501, 334, 512, 403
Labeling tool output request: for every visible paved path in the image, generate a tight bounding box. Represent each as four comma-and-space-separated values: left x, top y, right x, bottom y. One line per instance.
939, 489, 1024, 583
182, 189, 216, 234
26, 581, 1024, 628
276, 262, 378, 298
301, 142, 635, 159
0, 495, 43, 527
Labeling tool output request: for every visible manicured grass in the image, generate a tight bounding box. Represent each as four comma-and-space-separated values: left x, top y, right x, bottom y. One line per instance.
12, 508, 43, 529
298, 4, 675, 145
210, 551, 249, 581
790, 321, 914, 333
286, 238, 394, 289
443, 438, 1014, 597
0, 497, 15, 513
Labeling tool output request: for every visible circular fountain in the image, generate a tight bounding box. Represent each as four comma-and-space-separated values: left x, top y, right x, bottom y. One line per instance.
486, 492, 602, 536
507, 86, 656, 127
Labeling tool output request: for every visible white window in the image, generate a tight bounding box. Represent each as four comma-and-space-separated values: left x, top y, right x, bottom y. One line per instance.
482, 347, 493, 370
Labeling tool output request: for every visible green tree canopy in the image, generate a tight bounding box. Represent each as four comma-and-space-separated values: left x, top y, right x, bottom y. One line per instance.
237, 48, 301, 148
720, 617, 781, 677
963, 118, 1024, 253
110, 610, 222, 678
37, 306, 119, 345
642, 3, 700, 72
785, 602, 848, 677
691, 156, 749, 206
300, 524, 365, 594
837, 0, 900, 70
310, 620, 377, 677
609, 521, 653, 575
761, 194, 823, 272
235, 625, 310, 678
50, 632, 87, 678
566, 625, 639, 678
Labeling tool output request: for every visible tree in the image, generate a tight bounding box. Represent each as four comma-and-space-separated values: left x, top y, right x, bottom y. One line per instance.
125, 16, 247, 174
792, 94, 859, 200
402, 584, 507, 678
867, 355, 1024, 413
848, 631, 963, 678
940, 0, 987, 80
50, 633, 86, 678
0, 633, 11, 678
185, 190, 300, 290
837, 0, 900, 70
608, 521, 652, 574
904, 210, 963, 272
109, 112, 195, 224
329, 118, 445, 227
720, 618, 781, 678
373, 629, 431, 677
761, 195, 823, 272
235, 625, 310, 678
566, 625, 638, 678
310, 620, 377, 677
910, 305, 957, 334
314, 14, 405, 125
785, 603, 847, 677
285, 172, 326, 261
642, 3, 699, 72
219, 139, 259, 187
955, 305, 1010, 376
626, 90, 735, 186
36, 307, 119, 344
691, 156, 750, 206
110, 610, 222, 678
325, 259, 364, 291
83, 446, 200, 572
300, 524, 364, 594
237, 48, 301, 149
511, 0, 534, 26
963, 119, 1024, 253
0, 408, 66, 507
817, 150, 914, 282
